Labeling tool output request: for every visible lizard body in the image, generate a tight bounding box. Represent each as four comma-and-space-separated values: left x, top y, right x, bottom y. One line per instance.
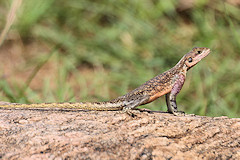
0, 47, 210, 115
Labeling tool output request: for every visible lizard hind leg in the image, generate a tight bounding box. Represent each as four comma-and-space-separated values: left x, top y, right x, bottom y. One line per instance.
122, 96, 149, 117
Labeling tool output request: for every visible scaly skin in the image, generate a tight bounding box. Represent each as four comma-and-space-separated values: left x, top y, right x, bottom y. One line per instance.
0, 47, 211, 115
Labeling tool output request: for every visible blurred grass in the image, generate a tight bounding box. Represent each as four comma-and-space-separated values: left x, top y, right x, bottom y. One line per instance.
0, 0, 240, 117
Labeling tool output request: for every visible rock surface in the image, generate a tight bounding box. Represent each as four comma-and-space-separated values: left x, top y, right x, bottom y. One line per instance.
0, 109, 240, 160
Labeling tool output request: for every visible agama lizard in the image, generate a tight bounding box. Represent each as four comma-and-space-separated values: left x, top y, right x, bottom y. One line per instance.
0, 47, 210, 115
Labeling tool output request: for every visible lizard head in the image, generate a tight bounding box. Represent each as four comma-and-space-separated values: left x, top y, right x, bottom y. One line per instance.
184, 47, 211, 70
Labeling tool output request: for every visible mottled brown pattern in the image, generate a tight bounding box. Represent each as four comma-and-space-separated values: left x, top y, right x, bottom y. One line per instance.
0, 47, 210, 111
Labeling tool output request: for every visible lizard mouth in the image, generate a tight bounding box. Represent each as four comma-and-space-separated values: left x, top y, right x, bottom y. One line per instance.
197, 48, 211, 59
193, 48, 211, 64
186, 48, 211, 70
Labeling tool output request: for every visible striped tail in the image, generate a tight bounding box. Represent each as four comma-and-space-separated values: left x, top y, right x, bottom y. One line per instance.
0, 101, 125, 111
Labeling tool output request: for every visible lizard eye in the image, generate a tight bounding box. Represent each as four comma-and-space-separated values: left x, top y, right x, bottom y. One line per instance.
188, 57, 193, 63
197, 50, 202, 54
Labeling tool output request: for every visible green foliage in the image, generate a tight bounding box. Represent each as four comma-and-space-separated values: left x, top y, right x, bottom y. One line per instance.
1, 0, 240, 117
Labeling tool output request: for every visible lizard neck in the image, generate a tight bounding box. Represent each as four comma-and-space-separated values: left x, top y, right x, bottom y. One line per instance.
170, 56, 188, 76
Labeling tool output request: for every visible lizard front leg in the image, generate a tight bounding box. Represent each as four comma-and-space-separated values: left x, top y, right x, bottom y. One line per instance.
165, 73, 186, 116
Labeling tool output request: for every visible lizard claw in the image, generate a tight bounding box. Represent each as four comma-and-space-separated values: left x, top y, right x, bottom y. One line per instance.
172, 111, 185, 116
122, 107, 140, 117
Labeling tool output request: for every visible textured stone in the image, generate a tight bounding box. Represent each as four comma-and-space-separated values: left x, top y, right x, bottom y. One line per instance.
0, 109, 239, 160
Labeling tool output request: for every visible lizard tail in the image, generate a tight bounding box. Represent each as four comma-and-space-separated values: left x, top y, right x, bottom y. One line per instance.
0, 101, 124, 111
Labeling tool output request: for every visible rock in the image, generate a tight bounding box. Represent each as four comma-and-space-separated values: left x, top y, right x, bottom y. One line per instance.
0, 109, 239, 160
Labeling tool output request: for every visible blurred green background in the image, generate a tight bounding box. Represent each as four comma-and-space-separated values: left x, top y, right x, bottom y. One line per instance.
0, 0, 239, 117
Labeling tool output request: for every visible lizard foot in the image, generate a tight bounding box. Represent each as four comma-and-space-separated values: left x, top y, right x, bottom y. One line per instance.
135, 108, 153, 113
172, 111, 185, 116
122, 107, 140, 117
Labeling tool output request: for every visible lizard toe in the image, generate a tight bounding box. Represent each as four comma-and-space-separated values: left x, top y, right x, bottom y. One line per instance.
172, 111, 185, 116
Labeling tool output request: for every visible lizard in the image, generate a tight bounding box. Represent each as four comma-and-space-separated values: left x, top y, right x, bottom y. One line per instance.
0, 47, 210, 116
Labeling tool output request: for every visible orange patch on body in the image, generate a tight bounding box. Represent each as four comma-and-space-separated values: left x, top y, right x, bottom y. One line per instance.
147, 88, 171, 103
